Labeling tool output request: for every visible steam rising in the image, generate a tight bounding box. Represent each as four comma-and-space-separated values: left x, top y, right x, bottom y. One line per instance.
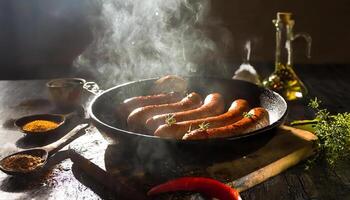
245, 40, 251, 62
74, 0, 233, 86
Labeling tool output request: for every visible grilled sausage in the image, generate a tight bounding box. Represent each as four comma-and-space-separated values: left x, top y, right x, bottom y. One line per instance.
127, 92, 202, 132
182, 107, 269, 140
145, 93, 225, 132
154, 99, 249, 139
117, 92, 183, 118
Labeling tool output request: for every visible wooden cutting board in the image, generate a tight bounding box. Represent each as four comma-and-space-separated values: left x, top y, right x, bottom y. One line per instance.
207, 125, 317, 192
71, 125, 318, 199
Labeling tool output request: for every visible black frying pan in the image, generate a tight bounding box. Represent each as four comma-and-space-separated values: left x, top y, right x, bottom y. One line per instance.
88, 77, 288, 150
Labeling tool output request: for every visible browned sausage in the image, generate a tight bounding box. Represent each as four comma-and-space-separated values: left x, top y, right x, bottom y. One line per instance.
182, 107, 269, 140
117, 92, 183, 118
127, 92, 202, 132
154, 99, 249, 139
145, 93, 225, 132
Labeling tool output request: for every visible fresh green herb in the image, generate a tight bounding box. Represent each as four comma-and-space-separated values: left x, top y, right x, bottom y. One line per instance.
198, 122, 210, 131
165, 114, 176, 126
243, 111, 254, 118
303, 97, 350, 168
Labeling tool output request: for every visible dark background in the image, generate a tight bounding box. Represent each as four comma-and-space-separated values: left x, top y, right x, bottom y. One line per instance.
0, 0, 349, 80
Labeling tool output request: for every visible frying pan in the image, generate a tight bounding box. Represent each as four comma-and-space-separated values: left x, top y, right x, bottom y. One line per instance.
88, 77, 287, 150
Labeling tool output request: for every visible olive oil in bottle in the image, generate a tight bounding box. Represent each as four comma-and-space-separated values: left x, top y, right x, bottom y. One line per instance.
263, 63, 308, 100
263, 12, 311, 101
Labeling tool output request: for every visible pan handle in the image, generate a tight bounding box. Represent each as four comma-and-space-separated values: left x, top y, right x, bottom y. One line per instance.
83, 81, 104, 95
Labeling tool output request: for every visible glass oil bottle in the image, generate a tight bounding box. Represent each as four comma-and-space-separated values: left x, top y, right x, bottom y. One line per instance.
263, 12, 312, 101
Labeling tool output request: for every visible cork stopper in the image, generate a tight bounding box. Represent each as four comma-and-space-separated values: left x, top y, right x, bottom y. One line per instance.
277, 12, 292, 23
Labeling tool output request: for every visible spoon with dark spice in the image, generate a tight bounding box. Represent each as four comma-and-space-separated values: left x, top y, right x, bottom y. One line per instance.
14, 112, 77, 136
0, 123, 89, 176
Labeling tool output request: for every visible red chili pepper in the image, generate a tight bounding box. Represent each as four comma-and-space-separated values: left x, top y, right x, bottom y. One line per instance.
147, 177, 241, 200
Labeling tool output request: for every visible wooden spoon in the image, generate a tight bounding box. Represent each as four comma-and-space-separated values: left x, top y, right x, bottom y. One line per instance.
0, 123, 89, 176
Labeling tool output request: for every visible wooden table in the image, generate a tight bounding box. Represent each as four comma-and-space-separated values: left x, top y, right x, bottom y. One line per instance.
0, 65, 349, 200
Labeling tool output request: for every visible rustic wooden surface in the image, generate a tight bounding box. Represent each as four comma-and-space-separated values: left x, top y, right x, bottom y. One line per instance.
228, 125, 317, 193
0, 65, 349, 200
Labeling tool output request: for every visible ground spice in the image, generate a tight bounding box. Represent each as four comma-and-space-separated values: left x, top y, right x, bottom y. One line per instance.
22, 120, 59, 132
1, 154, 44, 172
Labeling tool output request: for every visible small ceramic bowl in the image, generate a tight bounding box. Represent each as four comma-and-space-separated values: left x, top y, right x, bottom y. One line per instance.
14, 114, 65, 136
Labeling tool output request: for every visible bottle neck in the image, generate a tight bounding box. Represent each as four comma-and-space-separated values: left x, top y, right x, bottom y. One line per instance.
274, 21, 294, 69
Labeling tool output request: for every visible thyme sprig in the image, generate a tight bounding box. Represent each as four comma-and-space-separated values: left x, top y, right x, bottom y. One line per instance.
165, 114, 176, 126
198, 122, 210, 131
243, 111, 254, 118
301, 98, 350, 168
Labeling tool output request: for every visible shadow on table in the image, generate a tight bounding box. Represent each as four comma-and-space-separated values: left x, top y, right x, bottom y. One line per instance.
69, 149, 148, 200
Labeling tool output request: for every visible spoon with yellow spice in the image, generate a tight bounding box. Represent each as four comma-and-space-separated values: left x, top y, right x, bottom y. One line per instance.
14, 112, 76, 136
